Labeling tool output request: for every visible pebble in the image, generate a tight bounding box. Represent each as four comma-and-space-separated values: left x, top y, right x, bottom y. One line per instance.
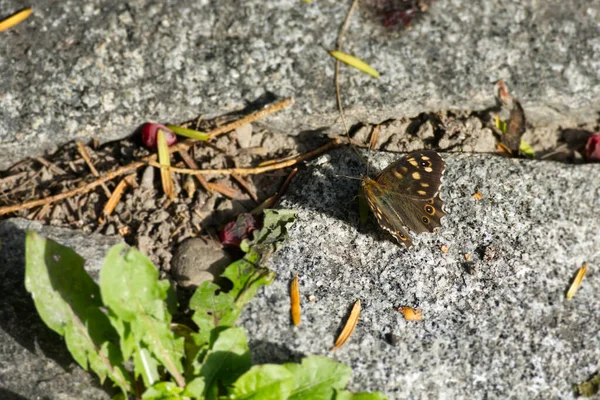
170, 238, 233, 288
140, 166, 155, 189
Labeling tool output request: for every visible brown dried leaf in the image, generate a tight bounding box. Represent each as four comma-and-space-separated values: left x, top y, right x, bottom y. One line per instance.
331, 299, 361, 351
290, 274, 301, 326
398, 306, 423, 321
472, 190, 483, 200
440, 244, 449, 253
566, 263, 588, 299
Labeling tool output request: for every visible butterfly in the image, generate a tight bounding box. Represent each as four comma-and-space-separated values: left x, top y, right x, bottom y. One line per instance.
360, 150, 445, 248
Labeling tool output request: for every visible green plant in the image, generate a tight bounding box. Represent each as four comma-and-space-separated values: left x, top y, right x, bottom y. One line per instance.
24, 210, 387, 400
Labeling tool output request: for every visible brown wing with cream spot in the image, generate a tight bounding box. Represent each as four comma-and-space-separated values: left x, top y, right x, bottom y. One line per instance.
375, 150, 444, 200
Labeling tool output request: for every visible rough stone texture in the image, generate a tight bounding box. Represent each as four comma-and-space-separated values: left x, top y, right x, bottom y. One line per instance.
0, 219, 122, 400
240, 148, 600, 399
2, 0, 600, 169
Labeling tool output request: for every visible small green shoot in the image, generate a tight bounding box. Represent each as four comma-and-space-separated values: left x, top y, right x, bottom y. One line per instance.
166, 125, 211, 141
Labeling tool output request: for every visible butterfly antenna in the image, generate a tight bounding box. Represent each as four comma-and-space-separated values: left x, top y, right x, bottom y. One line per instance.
333, 174, 362, 181
334, 0, 369, 173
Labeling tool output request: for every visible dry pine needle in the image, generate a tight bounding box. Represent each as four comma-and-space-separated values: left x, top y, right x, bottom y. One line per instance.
290, 274, 301, 326
331, 299, 361, 351
566, 263, 588, 300
0, 8, 32, 32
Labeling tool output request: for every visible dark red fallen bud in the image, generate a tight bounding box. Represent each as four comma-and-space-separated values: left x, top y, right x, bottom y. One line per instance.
220, 213, 261, 247
586, 133, 600, 162
141, 123, 177, 149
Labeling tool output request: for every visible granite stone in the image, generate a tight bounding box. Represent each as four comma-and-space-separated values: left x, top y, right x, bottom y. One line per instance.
0, 218, 122, 400
2, 0, 600, 169
240, 148, 600, 399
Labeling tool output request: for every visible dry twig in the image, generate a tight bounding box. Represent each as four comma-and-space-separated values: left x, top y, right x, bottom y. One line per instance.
148, 139, 341, 177
77, 141, 112, 198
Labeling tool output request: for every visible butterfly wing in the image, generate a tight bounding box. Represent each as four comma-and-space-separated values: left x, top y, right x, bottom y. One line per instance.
375, 150, 444, 199
361, 182, 414, 247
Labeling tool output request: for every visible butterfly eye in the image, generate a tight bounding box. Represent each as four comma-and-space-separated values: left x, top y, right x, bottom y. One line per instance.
425, 205, 435, 215
399, 233, 407, 240
420, 159, 432, 167
422, 216, 430, 224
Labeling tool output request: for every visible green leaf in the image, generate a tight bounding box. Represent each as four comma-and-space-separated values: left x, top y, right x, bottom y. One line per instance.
519, 139, 535, 157
100, 245, 185, 388
201, 327, 252, 399
190, 250, 275, 346
285, 355, 352, 400
134, 346, 160, 387
229, 364, 294, 400
249, 209, 296, 247
335, 390, 389, 400
24, 232, 133, 394
183, 377, 206, 398
142, 382, 184, 400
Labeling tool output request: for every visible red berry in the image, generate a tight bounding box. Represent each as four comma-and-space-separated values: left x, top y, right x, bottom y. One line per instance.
141, 123, 177, 149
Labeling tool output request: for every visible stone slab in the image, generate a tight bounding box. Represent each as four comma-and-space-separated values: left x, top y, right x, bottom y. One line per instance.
241, 149, 600, 399
2, 0, 600, 169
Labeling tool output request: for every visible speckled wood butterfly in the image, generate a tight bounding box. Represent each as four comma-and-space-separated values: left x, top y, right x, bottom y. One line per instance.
361, 150, 445, 248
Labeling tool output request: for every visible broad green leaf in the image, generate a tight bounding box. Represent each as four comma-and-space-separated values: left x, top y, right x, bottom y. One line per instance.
328, 50, 380, 78
183, 377, 206, 398
335, 389, 389, 400
201, 327, 251, 400
24, 232, 132, 394
285, 355, 352, 400
100, 245, 184, 387
190, 250, 275, 346
229, 364, 294, 400
134, 346, 160, 387
142, 382, 184, 400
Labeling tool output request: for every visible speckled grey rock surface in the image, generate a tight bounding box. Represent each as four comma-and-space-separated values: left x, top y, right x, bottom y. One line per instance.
0, 219, 122, 400
2, 0, 600, 169
240, 148, 600, 399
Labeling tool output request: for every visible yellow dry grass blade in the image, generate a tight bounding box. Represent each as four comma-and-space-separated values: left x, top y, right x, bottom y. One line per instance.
328, 50, 380, 78
0, 8, 32, 32
157, 130, 175, 200
331, 299, 361, 351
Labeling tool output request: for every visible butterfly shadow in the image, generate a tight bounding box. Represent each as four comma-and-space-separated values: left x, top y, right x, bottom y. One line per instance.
282, 144, 402, 246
